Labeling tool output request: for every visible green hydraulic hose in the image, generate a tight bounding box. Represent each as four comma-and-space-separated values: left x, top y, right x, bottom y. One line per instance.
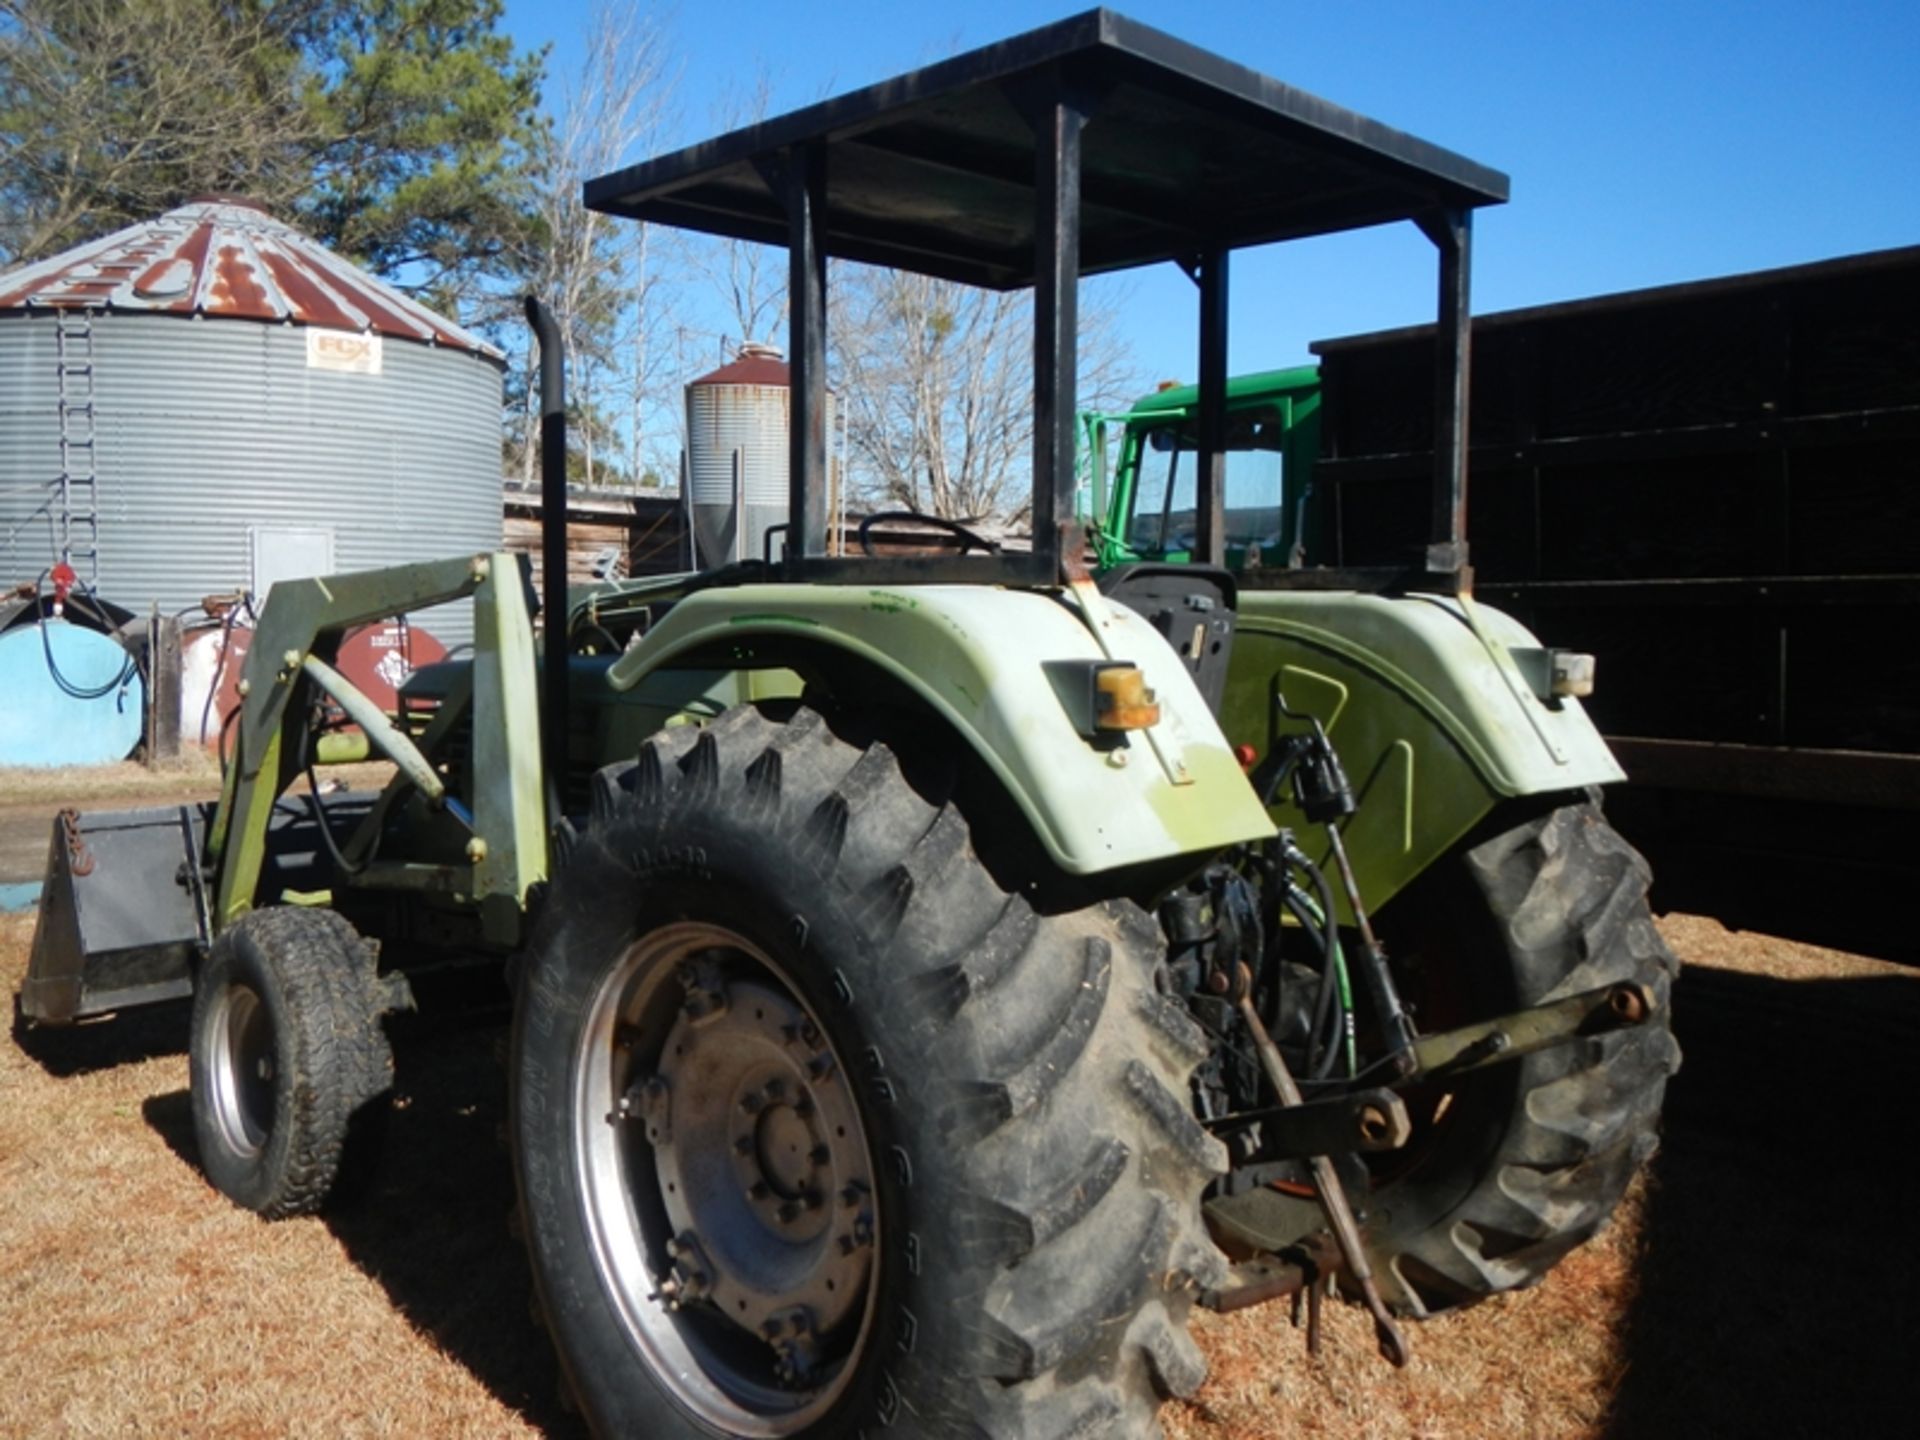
1293, 884, 1357, 1077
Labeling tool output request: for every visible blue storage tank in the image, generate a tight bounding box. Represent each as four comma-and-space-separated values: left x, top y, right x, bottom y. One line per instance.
0, 618, 143, 766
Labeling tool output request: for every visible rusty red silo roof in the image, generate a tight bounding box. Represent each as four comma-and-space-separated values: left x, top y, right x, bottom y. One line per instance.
688, 343, 789, 388
0, 198, 502, 360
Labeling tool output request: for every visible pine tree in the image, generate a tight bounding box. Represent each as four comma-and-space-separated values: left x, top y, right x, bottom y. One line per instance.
0, 0, 545, 313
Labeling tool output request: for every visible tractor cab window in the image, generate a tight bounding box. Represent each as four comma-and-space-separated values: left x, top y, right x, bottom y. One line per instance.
1128, 427, 1194, 554
1127, 405, 1287, 560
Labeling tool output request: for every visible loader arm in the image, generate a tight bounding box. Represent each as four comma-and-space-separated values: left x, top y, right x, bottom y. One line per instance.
209, 553, 547, 944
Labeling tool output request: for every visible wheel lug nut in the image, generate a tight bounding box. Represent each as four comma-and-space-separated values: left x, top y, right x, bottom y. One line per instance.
802, 1187, 824, 1211
839, 1181, 867, 1210
677, 960, 729, 1023
809, 1144, 830, 1166
734, 1135, 754, 1156
777, 1200, 801, 1223
739, 1090, 765, 1115
750, 1181, 770, 1200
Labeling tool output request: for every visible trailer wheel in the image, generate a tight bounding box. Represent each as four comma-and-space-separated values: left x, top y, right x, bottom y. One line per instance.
189, 907, 392, 1219
1360, 797, 1681, 1316
512, 705, 1230, 1439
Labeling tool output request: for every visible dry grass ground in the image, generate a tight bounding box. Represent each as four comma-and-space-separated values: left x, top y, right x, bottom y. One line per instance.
0, 755, 223, 809
4, 882, 1918, 1436
1168, 912, 1920, 1440
0, 906, 553, 1439
0, 757, 395, 811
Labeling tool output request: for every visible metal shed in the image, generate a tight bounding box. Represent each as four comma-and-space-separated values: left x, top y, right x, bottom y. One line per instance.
0, 198, 505, 645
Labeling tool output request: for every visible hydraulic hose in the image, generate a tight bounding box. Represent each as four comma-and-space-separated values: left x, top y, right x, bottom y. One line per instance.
38, 613, 136, 701
1285, 881, 1356, 1078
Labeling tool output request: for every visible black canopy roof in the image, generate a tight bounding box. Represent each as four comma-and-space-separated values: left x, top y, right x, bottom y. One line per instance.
585, 8, 1508, 290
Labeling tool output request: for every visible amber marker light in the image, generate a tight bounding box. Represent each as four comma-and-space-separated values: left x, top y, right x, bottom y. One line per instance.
1095, 664, 1161, 731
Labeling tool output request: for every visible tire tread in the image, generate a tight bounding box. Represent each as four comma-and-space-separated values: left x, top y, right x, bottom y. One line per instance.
190, 906, 391, 1220
1375, 799, 1678, 1316
514, 703, 1226, 1438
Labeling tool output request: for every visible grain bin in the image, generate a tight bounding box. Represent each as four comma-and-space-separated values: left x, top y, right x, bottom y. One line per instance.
685, 344, 833, 568
0, 198, 505, 647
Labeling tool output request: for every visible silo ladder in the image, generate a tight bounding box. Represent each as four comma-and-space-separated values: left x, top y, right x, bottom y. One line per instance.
54, 305, 101, 590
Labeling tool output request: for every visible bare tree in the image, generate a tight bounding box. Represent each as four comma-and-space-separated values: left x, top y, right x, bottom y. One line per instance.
0, 0, 320, 262
675, 67, 787, 352
512, 0, 676, 488
832, 266, 1138, 524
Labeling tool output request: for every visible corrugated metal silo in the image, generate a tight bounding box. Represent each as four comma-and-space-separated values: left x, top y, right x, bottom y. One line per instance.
685, 343, 833, 568
0, 198, 505, 646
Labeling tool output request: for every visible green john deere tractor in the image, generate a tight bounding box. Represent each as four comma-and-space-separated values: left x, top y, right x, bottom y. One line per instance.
20, 13, 1676, 1438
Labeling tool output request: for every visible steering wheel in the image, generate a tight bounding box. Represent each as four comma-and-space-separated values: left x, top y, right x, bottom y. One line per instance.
857, 510, 1001, 557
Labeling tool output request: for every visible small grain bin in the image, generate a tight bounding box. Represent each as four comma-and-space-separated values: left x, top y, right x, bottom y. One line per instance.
684, 344, 834, 568
0, 198, 506, 646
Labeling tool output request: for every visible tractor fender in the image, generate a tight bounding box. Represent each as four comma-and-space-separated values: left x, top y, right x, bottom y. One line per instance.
1225, 590, 1624, 912
604, 584, 1275, 876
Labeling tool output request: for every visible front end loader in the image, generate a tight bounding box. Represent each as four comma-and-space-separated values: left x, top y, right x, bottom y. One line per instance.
20, 12, 1676, 1438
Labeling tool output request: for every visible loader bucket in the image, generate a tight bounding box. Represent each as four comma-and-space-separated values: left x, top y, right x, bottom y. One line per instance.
19, 805, 212, 1025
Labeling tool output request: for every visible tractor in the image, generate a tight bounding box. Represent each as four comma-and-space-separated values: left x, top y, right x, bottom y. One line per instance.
21, 12, 1676, 1438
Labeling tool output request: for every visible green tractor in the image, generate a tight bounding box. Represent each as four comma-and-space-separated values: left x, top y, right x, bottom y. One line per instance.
21, 13, 1676, 1438
1086, 361, 1612, 930
1084, 351, 1681, 1307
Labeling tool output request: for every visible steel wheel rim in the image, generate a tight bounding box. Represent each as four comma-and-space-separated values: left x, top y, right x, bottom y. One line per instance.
209, 983, 275, 1157
574, 921, 880, 1435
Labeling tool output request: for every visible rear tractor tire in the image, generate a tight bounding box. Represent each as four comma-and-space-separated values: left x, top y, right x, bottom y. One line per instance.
188, 906, 394, 1218
511, 704, 1231, 1439
1360, 796, 1681, 1316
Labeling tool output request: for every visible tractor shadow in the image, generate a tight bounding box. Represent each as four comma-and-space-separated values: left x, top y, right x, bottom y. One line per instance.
1604, 961, 1920, 1437
13, 996, 189, 1077
325, 1006, 588, 1438
140, 1000, 585, 1438
141, 1087, 196, 1161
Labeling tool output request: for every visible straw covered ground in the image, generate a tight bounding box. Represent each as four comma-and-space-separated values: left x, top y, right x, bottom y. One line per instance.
3, 888, 1915, 1437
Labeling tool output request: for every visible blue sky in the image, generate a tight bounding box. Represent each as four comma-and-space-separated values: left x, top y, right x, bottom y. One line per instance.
504, 0, 1919, 390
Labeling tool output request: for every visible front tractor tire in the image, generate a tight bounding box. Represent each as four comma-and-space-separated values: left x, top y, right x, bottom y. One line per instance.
1361, 797, 1682, 1316
188, 906, 394, 1219
511, 705, 1230, 1439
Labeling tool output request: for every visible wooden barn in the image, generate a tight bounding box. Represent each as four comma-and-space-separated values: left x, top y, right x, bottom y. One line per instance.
502, 484, 689, 592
